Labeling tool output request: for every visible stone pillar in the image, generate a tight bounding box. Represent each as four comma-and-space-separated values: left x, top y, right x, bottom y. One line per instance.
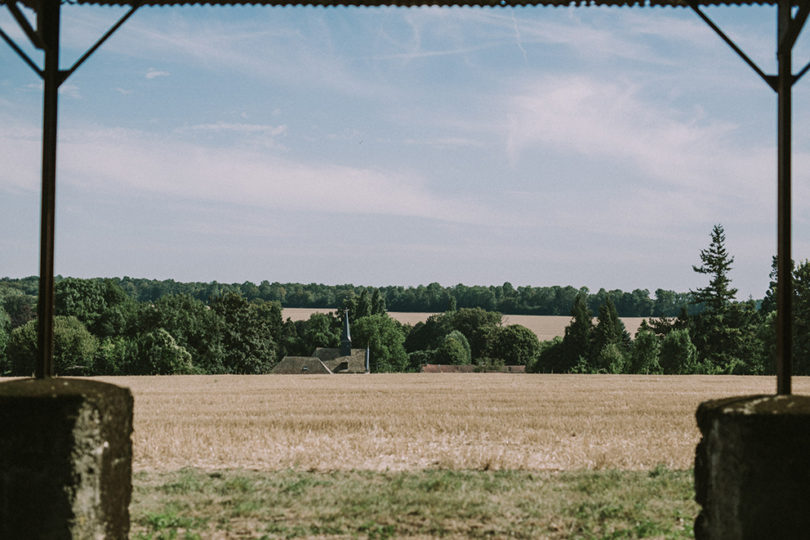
694, 394, 810, 540
0, 378, 133, 540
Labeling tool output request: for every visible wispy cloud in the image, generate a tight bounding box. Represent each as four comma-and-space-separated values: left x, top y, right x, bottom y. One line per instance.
30, 125, 496, 226
145, 68, 170, 79
181, 122, 287, 137
505, 75, 774, 202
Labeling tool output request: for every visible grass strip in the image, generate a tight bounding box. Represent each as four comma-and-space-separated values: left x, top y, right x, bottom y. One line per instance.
131, 467, 697, 539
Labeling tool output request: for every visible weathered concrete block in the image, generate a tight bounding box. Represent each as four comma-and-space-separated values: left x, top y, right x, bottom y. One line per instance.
695, 394, 810, 540
0, 378, 133, 539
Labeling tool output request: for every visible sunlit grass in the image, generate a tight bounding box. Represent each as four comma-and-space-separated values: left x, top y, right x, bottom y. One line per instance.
130, 467, 697, 539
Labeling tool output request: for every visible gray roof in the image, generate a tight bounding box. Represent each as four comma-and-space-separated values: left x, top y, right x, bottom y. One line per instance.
314, 348, 367, 373
271, 356, 332, 374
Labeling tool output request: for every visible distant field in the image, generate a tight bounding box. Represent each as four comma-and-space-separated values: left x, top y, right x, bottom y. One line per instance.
101, 373, 805, 473
282, 308, 648, 340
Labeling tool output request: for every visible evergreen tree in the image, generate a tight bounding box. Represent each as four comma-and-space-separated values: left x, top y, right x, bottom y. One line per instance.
371, 289, 387, 315
560, 293, 592, 372
792, 261, 810, 374
629, 328, 662, 374
659, 328, 697, 374
688, 224, 757, 371
591, 297, 631, 371
691, 224, 737, 312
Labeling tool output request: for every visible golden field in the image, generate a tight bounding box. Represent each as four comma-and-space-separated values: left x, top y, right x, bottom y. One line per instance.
282, 308, 648, 340
98, 373, 809, 473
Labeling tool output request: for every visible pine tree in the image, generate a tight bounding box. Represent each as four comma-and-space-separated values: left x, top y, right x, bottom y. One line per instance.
561, 293, 593, 372
691, 224, 737, 312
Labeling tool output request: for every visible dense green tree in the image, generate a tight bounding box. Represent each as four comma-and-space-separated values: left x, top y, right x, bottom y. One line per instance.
210, 293, 280, 373
759, 258, 810, 375
433, 330, 472, 365
530, 336, 563, 373
351, 314, 408, 372
55, 278, 129, 336
371, 289, 387, 315
93, 336, 133, 375
486, 324, 541, 366
760, 256, 781, 315
129, 328, 193, 375
659, 328, 698, 374
791, 261, 810, 374
559, 294, 592, 372
591, 297, 630, 367
7, 316, 98, 376
0, 307, 10, 374
404, 315, 452, 353
355, 290, 372, 319
295, 312, 340, 355
446, 308, 502, 361
148, 294, 225, 373
3, 294, 35, 329
629, 328, 662, 374
596, 343, 627, 374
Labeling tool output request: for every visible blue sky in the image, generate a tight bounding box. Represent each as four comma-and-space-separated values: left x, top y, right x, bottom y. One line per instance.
2, 4, 809, 299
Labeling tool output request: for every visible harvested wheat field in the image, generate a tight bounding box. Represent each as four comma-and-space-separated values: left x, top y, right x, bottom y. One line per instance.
99, 373, 809, 473
282, 308, 647, 340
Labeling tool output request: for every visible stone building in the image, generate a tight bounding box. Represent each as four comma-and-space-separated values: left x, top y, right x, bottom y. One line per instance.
272, 310, 369, 374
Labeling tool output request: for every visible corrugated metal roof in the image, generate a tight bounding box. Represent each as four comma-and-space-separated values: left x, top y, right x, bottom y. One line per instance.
3, 0, 786, 8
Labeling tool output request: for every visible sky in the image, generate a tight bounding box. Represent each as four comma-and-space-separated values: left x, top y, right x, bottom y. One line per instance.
2, 4, 810, 299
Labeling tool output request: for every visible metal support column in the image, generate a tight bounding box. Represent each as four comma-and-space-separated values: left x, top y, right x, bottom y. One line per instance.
36, 0, 60, 379
776, 0, 793, 395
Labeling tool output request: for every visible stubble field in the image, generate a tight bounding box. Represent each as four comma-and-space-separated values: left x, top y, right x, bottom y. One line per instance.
282, 308, 647, 340
102, 373, 807, 472
116, 373, 807, 538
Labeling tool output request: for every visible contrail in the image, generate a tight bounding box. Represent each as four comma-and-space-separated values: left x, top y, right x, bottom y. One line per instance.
511, 12, 529, 65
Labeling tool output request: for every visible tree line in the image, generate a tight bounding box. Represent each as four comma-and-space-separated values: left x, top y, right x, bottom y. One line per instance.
0, 275, 699, 318
530, 225, 798, 375
0, 224, 800, 376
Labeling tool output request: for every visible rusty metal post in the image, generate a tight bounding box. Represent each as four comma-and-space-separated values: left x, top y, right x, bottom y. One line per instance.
36, 0, 60, 379
776, 0, 792, 395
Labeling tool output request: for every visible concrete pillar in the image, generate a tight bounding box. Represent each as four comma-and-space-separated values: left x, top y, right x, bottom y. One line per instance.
0, 378, 133, 539
694, 394, 810, 540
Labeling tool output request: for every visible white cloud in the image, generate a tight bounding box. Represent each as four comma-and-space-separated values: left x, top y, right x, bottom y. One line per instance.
181, 122, 287, 137
505, 75, 775, 203
0, 121, 42, 192
59, 84, 81, 99
145, 68, 170, 80
42, 125, 493, 225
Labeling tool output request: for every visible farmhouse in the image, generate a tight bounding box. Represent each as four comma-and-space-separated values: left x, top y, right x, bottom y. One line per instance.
272, 311, 369, 374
